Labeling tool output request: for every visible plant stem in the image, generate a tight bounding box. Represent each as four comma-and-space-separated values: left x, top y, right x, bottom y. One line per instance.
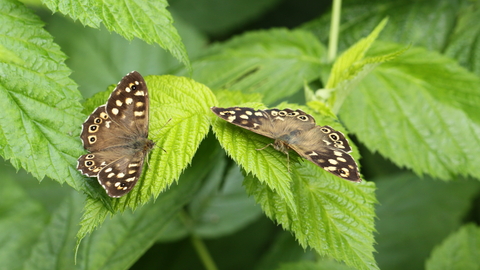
179, 210, 218, 270
191, 234, 218, 270
328, 0, 342, 62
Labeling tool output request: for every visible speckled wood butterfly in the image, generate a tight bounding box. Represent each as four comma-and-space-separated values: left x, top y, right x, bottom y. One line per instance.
211, 107, 361, 182
77, 71, 154, 197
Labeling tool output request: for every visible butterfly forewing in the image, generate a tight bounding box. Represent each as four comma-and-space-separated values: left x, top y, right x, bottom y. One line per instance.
211, 106, 361, 182
105, 71, 149, 137
77, 71, 154, 198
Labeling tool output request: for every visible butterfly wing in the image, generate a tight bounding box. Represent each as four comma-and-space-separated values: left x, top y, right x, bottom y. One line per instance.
96, 152, 148, 198
210, 107, 316, 139
288, 126, 361, 182
105, 71, 149, 138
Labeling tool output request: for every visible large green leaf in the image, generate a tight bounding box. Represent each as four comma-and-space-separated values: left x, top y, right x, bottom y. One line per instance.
0, 0, 85, 190
303, 0, 461, 52
341, 42, 480, 180
426, 224, 480, 270
179, 29, 326, 104
375, 174, 480, 270
244, 163, 377, 270
41, 0, 191, 69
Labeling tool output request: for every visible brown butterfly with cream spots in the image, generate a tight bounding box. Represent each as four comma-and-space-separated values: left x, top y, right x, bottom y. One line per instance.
77, 71, 154, 197
211, 107, 361, 182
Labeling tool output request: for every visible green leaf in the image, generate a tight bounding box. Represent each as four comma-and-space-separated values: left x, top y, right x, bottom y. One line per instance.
180, 29, 326, 104
0, 0, 85, 190
444, 2, 480, 76
170, 0, 281, 36
375, 174, 480, 270
341, 42, 480, 180
426, 224, 480, 270
244, 163, 377, 270
210, 102, 297, 212
189, 158, 262, 238
277, 260, 356, 270
303, 0, 461, 52
0, 172, 50, 270
322, 18, 407, 113
45, 14, 207, 98
42, 0, 191, 70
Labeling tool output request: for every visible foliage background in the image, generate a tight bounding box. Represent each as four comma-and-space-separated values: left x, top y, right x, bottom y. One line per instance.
1, 0, 480, 269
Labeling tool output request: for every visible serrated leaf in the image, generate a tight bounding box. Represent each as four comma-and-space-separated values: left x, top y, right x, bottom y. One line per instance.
375, 174, 480, 270
0, 0, 85, 190
210, 103, 297, 212
76, 134, 218, 269
179, 29, 326, 104
323, 18, 406, 113
244, 162, 377, 270
42, 0, 191, 70
45, 14, 207, 98
426, 224, 480, 270
341, 42, 480, 180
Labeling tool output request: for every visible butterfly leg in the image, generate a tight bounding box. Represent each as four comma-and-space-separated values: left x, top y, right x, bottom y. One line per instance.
255, 143, 274, 151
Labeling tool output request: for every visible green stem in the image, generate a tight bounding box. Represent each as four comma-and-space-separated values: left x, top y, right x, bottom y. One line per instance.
179, 210, 218, 270
191, 234, 218, 270
328, 0, 342, 62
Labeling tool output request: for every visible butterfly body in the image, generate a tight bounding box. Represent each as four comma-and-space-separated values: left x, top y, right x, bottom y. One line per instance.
211, 107, 361, 182
77, 71, 153, 197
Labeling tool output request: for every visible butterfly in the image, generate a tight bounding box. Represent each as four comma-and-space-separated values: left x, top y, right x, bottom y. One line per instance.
211, 107, 361, 182
77, 71, 155, 197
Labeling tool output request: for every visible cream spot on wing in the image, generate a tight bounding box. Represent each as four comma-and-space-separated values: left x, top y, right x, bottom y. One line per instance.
253, 123, 260, 128
136, 102, 144, 107
116, 100, 123, 106
125, 87, 131, 93
105, 121, 111, 128
325, 166, 337, 171
126, 97, 133, 104
134, 91, 145, 96
328, 159, 339, 165
322, 140, 331, 145
318, 159, 326, 163
241, 120, 249, 125
274, 117, 285, 121
337, 157, 347, 162
104, 168, 113, 173
240, 115, 249, 119
254, 112, 263, 116
135, 81, 139, 85
333, 151, 343, 156
114, 182, 121, 187
128, 170, 137, 174
228, 110, 236, 114
117, 173, 125, 178
134, 111, 145, 117
245, 111, 253, 115
107, 173, 115, 178
105, 181, 112, 187
126, 177, 136, 182
111, 108, 119, 115
227, 115, 236, 122
128, 163, 139, 168
308, 151, 318, 156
